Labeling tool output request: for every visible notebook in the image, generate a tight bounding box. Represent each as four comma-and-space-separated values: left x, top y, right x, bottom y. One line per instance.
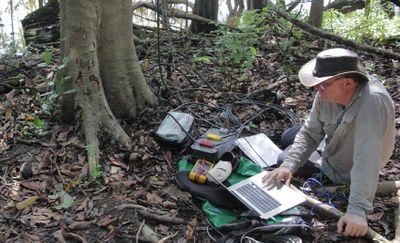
204, 169, 305, 220
235, 133, 282, 168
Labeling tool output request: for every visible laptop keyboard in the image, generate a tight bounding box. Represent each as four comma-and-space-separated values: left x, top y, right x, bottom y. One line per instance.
236, 182, 282, 213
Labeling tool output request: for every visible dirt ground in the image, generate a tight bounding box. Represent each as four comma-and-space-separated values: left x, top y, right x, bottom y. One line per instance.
0, 32, 399, 243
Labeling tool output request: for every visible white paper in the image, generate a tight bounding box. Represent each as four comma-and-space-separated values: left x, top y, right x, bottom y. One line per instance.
235, 133, 282, 168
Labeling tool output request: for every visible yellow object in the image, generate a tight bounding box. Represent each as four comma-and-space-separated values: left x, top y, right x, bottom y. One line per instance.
16, 195, 39, 210
206, 134, 222, 141
189, 159, 214, 184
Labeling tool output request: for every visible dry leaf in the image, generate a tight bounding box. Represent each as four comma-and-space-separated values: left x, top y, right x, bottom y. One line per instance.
21, 208, 62, 227
97, 215, 118, 227
75, 197, 89, 212
111, 159, 128, 169
139, 223, 158, 242
20, 181, 47, 191
109, 180, 136, 188
146, 192, 163, 204
185, 218, 198, 240
21, 231, 41, 241
9, 190, 21, 201
101, 226, 116, 241
163, 151, 173, 166
68, 220, 96, 230
367, 212, 384, 222
57, 128, 71, 142
65, 179, 81, 193
53, 230, 66, 243
16, 195, 39, 210
61, 229, 88, 243
5, 108, 13, 119
25, 115, 35, 121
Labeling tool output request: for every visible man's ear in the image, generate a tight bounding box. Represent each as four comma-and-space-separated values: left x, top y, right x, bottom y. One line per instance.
343, 78, 356, 89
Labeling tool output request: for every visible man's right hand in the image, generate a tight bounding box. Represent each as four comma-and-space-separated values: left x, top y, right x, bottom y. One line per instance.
262, 167, 293, 187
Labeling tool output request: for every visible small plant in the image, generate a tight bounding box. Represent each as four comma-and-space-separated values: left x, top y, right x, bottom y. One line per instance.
37, 51, 77, 115
86, 144, 103, 181
194, 9, 268, 81
22, 114, 50, 136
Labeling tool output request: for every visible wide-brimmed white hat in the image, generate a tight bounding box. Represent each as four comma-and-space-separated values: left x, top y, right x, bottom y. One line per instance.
298, 48, 368, 87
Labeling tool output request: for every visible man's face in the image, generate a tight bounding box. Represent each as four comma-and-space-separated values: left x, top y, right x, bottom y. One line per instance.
314, 77, 348, 104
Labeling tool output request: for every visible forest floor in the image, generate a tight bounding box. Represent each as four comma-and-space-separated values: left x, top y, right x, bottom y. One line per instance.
0, 28, 399, 243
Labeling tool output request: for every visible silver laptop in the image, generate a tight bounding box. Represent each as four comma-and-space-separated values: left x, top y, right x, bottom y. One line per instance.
206, 170, 305, 220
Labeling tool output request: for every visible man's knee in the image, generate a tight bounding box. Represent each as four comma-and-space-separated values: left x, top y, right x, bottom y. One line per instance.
281, 125, 302, 149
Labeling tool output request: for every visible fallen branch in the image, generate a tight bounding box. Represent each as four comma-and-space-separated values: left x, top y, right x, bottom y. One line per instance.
376, 181, 400, 196
290, 185, 389, 242
138, 210, 186, 224
266, 1, 400, 60
132, 2, 240, 31
0, 82, 40, 93
137, 220, 159, 243
246, 75, 295, 99
116, 203, 165, 215
321, 181, 400, 197
159, 231, 179, 243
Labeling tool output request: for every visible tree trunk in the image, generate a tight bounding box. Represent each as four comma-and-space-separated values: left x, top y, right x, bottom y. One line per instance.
308, 0, 324, 28
247, 0, 267, 9
58, 0, 156, 179
227, 0, 245, 26
190, 0, 218, 33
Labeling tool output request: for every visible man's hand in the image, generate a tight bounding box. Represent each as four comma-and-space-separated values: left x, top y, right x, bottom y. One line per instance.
337, 213, 368, 237
262, 167, 292, 187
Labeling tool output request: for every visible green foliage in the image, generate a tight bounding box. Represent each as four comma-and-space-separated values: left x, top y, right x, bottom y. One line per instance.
322, 0, 400, 42
22, 114, 50, 136
19, 51, 77, 137
194, 10, 269, 80
49, 190, 76, 210
37, 51, 77, 115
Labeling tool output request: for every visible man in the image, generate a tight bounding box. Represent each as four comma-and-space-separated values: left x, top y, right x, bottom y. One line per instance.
263, 48, 395, 237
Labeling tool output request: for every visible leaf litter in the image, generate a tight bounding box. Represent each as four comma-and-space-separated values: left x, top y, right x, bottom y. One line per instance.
0, 31, 399, 243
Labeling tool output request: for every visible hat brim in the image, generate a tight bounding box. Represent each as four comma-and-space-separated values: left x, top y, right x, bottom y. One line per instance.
298, 58, 368, 87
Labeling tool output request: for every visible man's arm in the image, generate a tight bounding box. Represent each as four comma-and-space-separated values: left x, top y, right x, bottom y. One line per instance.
280, 94, 326, 173
347, 93, 394, 218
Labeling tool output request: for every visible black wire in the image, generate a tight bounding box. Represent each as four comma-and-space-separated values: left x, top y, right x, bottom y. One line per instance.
164, 100, 299, 142
224, 99, 300, 168
172, 102, 227, 129
158, 100, 299, 166
226, 100, 300, 129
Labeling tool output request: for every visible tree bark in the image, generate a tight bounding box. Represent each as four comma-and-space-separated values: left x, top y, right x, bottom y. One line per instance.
308, 0, 324, 28
227, 0, 245, 26
190, 0, 218, 33
247, 0, 267, 9
58, 0, 156, 179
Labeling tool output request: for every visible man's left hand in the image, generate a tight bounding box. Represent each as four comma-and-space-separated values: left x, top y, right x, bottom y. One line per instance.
337, 213, 368, 237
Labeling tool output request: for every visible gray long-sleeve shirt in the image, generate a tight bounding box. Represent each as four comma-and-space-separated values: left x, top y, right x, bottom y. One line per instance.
281, 75, 395, 218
